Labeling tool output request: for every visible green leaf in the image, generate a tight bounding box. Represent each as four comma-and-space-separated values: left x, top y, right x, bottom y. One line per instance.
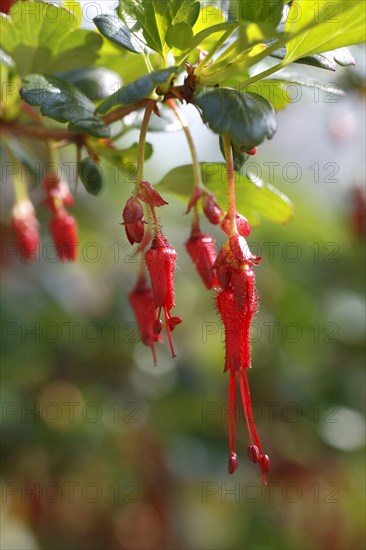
285, 1, 366, 62
271, 46, 355, 71
62, 0, 83, 26
20, 74, 110, 138
93, 14, 144, 54
93, 141, 153, 176
166, 22, 194, 52
156, 164, 293, 225
246, 75, 344, 111
118, 0, 200, 54
234, 0, 284, 27
95, 67, 178, 115
194, 87, 277, 149
78, 158, 104, 195
60, 67, 122, 101
0, 1, 102, 77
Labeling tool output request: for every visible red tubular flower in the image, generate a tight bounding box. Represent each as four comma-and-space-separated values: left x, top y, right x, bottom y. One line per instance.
128, 275, 162, 365
185, 227, 218, 289
122, 197, 145, 244
203, 192, 223, 225
11, 200, 40, 261
49, 211, 78, 261
215, 231, 269, 483
145, 234, 181, 358
217, 288, 270, 485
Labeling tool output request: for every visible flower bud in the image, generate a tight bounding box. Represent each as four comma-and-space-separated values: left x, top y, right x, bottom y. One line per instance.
129, 276, 162, 364
11, 200, 40, 261
185, 229, 218, 289
203, 193, 223, 225
49, 211, 78, 261
122, 197, 145, 244
145, 235, 176, 311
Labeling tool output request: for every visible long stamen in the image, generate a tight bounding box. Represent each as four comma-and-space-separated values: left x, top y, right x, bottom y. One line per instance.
228, 370, 238, 474
242, 370, 262, 451
238, 370, 254, 446
164, 306, 176, 358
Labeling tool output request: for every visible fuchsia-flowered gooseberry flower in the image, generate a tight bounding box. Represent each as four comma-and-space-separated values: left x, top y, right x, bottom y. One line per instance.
215, 232, 269, 484
145, 233, 181, 358
203, 192, 224, 225
49, 211, 78, 262
11, 200, 40, 261
185, 226, 218, 289
128, 274, 162, 365
122, 197, 146, 245
43, 171, 78, 261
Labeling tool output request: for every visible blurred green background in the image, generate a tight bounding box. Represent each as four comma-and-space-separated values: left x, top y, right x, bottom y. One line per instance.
1, 50, 365, 550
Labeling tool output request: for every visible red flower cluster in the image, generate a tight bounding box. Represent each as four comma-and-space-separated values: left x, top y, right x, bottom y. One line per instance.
43, 172, 78, 261
128, 275, 162, 365
215, 232, 270, 483
124, 181, 182, 360
9, 171, 78, 263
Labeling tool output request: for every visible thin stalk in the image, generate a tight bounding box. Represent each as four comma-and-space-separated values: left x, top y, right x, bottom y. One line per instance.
5, 145, 28, 204
195, 29, 237, 77
166, 99, 202, 190
136, 99, 156, 185
222, 132, 237, 237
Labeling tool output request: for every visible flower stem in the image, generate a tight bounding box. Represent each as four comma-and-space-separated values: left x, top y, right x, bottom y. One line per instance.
194, 28, 237, 77
222, 133, 237, 236
136, 99, 156, 186
4, 144, 28, 204
166, 99, 202, 190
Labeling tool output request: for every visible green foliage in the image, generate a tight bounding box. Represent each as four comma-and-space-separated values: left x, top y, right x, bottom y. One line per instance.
285, 0, 366, 62
234, 0, 283, 27
0, 1, 102, 76
118, 0, 200, 56
94, 14, 144, 54
20, 74, 110, 137
271, 46, 355, 71
78, 158, 104, 195
96, 67, 178, 115
195, 88, 277, 149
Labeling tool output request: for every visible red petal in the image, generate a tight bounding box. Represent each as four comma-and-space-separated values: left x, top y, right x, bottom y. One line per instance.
123, 197, 144, 224
137, 181, 168, 207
